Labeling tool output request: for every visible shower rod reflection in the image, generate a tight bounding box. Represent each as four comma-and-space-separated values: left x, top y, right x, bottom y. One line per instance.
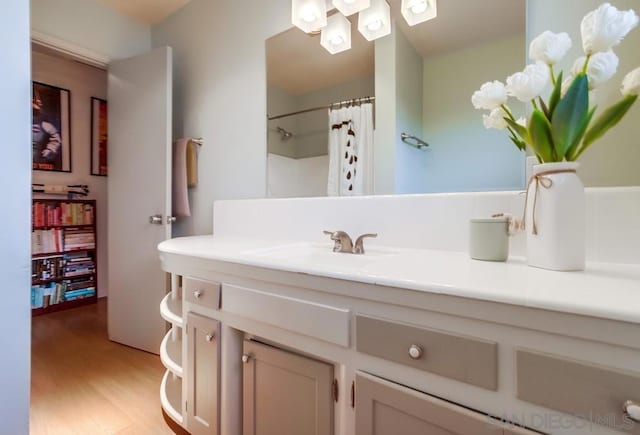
268, 96, 375, 121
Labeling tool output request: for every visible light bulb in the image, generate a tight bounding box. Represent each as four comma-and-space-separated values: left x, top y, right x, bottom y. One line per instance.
410, 1, 428, 14
343, 0, 356, 3
366, 19, 383, 31
401, 0, 437, 26
330, 35, 345, 46
301, 7, 318, 23
320, 12, 352, 54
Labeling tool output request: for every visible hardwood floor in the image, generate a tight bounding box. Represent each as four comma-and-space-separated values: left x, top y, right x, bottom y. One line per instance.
31, 298, 175, 435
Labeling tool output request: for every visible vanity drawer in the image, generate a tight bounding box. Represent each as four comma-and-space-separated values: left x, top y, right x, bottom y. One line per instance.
517, 349, 640, 434
184, 277, 221, 310
356, 315, 498, 391
223, 284, 350, 347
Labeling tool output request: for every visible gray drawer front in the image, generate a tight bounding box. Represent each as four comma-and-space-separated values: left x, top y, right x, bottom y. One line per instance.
517, 349, 640, 434
184, 277, 221, 310
356, 315, 498, 391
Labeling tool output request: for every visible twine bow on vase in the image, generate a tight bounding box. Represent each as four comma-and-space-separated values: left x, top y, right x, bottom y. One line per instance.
522, 163, 585, 271
522, 168, 576, 236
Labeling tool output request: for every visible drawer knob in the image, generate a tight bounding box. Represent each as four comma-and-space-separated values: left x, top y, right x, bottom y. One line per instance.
408, 344, 424, 360
194, 290, 203, 299
205, 333, 215, 342
624, 400, 640, 423
242, 354, 252, 364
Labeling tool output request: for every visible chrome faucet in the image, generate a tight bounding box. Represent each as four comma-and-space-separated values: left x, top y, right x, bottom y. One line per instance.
323, 230, 354, 253
323, 231, 378, 254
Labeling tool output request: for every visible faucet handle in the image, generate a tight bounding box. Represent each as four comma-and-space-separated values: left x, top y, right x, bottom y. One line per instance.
353, 233, 378, 254
323, 230, 354, 253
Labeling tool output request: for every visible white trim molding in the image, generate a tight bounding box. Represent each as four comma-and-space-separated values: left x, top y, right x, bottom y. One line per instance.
31, 30, 111, 69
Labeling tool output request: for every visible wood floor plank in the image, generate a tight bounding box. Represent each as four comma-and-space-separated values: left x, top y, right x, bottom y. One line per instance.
31, 298, 175, 435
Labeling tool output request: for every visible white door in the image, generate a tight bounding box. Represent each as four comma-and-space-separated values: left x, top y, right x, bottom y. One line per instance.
107, 47, 172, 353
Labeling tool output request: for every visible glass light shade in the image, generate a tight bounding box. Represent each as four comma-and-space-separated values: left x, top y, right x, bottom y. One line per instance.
321, 13, 352, 54
292, 0, 328, 33
357, 0, 391, 41
401, 0, 437, 26
332, 0, 370, 17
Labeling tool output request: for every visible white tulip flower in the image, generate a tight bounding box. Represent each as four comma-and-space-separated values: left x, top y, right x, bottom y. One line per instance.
506, 62, 550, 102
621, 67, 640, 96
482, 107, 509, 130
572, 50, 619, 89
471, 81, 508, 110
581, 3, 639, 55
529, 31, 572, 65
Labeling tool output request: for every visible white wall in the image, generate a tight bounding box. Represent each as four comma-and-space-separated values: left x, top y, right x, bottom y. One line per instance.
422, 34, 526, 192
32, 50, 109, 298
527, 0, 640, 187
395, 29, 426, 194
31, 0, 151, 61
0, 0, 31, 432
267, 86, 299, 158
268, 154, 329, 198
152, 0, 293, 236
374, 25, 398, 195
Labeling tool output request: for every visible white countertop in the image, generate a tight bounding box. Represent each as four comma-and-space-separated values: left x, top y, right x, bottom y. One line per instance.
158, 235, 640, 325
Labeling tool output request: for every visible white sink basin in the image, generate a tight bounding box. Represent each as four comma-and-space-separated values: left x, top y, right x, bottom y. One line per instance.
242, 242, 399, 270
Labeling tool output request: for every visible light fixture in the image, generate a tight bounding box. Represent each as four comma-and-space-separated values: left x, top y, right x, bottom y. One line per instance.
358, 0, 391, 41
401, 0, 437, 26
292, 0, 328, 34
332, 0, 370, 17
321, 13, 352, 54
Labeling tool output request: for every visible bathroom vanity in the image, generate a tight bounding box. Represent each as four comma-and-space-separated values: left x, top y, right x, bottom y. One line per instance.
158, 192, 640, 435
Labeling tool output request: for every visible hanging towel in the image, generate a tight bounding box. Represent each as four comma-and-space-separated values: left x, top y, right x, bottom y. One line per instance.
327, 103, 374, 196
172, 138, 191, 218
186, 139, 198, 188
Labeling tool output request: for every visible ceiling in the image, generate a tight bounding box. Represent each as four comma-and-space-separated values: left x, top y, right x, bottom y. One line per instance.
96, 0, 192, 25
267, 15, 375, 96
268, 0, 525, 95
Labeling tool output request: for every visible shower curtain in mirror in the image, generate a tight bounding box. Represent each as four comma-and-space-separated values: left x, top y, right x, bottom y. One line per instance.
327, 103, 374, 196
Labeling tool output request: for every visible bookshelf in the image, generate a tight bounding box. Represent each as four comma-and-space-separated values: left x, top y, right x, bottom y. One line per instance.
31, 199, 98, 316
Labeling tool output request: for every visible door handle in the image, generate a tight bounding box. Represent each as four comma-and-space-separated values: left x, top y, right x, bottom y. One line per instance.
149, 214, 163, 225
166, 216, 177, 224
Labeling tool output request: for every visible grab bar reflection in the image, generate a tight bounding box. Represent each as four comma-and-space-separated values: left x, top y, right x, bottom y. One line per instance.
401, 133, 429, 150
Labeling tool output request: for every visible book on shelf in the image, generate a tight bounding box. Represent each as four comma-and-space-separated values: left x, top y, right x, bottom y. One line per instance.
32, 201, 94, 227
31, 229, 64, 255
31, 199, 97, 313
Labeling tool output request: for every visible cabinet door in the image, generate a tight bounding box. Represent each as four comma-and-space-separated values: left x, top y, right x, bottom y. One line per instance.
186, 313, 220, 435
355, 374, 535, 435
243, 340, 334, 435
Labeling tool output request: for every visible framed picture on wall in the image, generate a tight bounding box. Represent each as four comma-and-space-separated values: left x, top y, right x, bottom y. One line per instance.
32, 82, 72, 172
90, 97, 108, 176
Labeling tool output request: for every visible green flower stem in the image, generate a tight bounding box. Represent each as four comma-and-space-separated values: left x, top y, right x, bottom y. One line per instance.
531, 99, 539, 111
549, 65, 557, 86
500, 104, 516, 121
581, 54, 592, 74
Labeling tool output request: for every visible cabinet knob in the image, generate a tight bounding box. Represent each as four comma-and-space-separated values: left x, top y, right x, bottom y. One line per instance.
242, 354, 252, 364
624, 400, 640, 423
205, 333, 215, 342
408, 344, 424, 360
193, 290, 202, 299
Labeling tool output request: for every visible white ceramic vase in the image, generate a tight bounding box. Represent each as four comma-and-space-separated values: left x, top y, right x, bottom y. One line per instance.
525, 162, 585, 271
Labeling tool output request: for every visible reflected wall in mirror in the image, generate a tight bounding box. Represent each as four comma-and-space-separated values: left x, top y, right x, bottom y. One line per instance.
267, 17, 375, 198
267, 0, 640, 198
377, 0, 526, 194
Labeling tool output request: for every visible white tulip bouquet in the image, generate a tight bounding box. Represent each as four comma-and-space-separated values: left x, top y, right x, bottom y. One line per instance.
472, 3, 640, 163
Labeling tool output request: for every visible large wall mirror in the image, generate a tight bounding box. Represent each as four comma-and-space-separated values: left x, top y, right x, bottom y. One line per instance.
266, 0, 640, 198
